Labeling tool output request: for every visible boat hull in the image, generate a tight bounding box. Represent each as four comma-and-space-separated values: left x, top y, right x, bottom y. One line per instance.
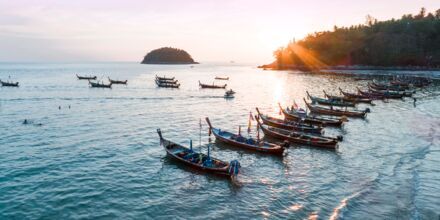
158, 129, 233, 177
305, 101, 366, 118
259, 124, 337, 149
206, 118, 284, 155
279, 104, 343, 127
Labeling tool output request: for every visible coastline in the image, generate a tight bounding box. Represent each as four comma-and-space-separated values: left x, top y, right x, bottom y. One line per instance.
258, 64, 440, 79
258, 63, 440, 71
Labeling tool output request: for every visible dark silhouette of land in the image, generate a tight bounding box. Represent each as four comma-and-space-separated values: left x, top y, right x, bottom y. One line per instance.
141, 47, 198, 64
261, 8, 440, 70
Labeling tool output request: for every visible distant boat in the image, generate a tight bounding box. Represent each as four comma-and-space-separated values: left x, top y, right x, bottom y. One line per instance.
155, 75, 175, 81
324, 90, 373, 104
89, 81, 112, 88
215, 76, 229, 80
224, 89, 235, 98
225, 89, 235, 95
306, 91, 356, 107
304, 98, 368, 118
108, 77, 127, 84
199, 81, 227, 89
77, 74, 97, 80
339, 87, 382, 100
0, 80, 19, 87
155, 80, 180, 88
156, 78, 179, 84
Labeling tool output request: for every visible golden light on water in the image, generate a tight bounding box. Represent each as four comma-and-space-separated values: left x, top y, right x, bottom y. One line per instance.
308, 211, 319, 220
261, 211, 270, 217
273, 80, 283, 103
289, 204, 303, 211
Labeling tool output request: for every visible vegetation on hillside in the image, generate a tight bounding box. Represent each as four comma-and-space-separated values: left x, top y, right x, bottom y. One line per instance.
141, 47, 197, 64
270, 8, 440, 69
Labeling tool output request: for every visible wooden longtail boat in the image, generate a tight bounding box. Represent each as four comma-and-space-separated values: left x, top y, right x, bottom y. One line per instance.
304, 98, 368, 118
255, 108, 323, 134
205, 118, 286, 155
157, 129, 240, 178
77, 74, 97, 80
411, 79, 432, 88
256, 119, 339, 149
368, 84, 414, 97
156, 80, 180, 88
390, 80, 409, 86
306, 91, 356, 107
89, 81, 112, 88
215, 76, 229, 80
156, 79, 179, 84
391, 77, 431, 88
369, 82, 409, 91
0, 80, 19, 87
339, 88, 383, 100
323, 90, 373, 104
108, 77, 127, 84
155, 75, 175, 81
199, 81, 227, 89
358, 87, 404, 99
278, 103, 344, 127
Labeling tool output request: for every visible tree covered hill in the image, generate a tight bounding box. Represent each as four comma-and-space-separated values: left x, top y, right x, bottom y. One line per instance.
141, 47, 198, 64
268, 8, 440, 70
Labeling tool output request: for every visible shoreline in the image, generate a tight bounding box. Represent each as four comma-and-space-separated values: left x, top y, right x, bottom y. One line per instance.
258, 64, 440, 72
258, 65, 440, 80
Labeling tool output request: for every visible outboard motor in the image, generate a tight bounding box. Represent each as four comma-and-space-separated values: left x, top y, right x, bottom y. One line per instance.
337, 135, 344, 141
229, 160, 241, 177
281, 140, 290, 148
341, 116, 349, 122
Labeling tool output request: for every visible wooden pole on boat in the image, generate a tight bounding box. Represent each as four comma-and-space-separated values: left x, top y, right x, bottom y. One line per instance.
257, 123, 260, 141
199, 118, 202, 151
238, 125, 241, 136
247, 111, 252, 134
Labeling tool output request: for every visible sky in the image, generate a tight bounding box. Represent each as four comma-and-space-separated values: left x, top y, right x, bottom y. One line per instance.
0, 0, 439, 63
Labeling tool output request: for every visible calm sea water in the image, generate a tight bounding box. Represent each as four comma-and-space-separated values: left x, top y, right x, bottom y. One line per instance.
0, 62, 439, 219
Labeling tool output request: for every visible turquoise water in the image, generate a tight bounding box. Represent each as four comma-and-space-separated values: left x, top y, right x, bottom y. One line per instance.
0, 62, 439, 219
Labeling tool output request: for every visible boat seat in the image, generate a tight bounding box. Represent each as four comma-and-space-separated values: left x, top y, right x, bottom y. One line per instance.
246, 139, 256, 145
235, 136, 246, 143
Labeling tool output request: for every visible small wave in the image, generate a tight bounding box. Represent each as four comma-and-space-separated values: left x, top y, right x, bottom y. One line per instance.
329, 187, 370, 220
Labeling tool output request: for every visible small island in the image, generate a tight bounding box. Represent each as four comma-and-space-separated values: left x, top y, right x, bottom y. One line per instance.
141, 47, 198, 64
